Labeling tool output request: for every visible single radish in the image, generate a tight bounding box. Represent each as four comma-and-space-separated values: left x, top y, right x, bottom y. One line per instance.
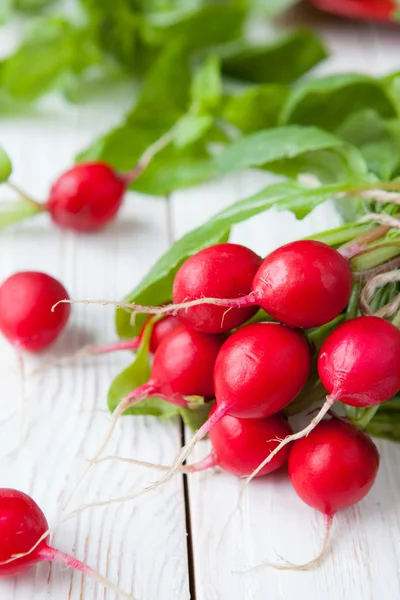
172, 243, 262, 333
64, 324, 225, 507
0, 489, 133, 597
79, 323, 311, 510
46, 162, 126, 232
125, 240, 353, 330
318, 315, 400, 407
101, 409, 293, 478
0, 271, 70, 352
242, 315, 400, 487
287, 419, 379, 568
244, 419, 380, 573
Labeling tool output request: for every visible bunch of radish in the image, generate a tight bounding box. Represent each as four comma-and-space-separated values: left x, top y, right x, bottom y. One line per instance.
1, 235, 400, 591
65, 238, 398, 567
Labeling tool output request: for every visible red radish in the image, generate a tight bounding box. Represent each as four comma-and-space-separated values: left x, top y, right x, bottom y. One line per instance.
172, 243, 262, 333
64, 324, 225, 506
244, 419, 380, 573
0, 271, 70, 352
80, 323, 311, 510
318, 315, 400, 407
242, 315, 400, 487
289, 419, 380, 518
213, 322, 311, 419
0, 488, 133, 597
47, 162, 126, 232
126, 240, 353, 330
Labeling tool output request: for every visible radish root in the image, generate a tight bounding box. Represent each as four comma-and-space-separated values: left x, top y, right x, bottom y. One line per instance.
95, 452, 216, 473
234, 516, 333, 573
65, 405, 228, 516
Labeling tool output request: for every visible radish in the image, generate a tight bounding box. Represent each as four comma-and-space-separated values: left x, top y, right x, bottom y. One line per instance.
172, 243, 262, 333
100, 409, 293, 478
47, 162, 126, 232
242, 315, 400, 487
73, 323, 311, 510
0, 488, 133, 597
64, 324, 225, 506
0, 271, 70, 352
287, 418, 379, 568
125, 240, 353, 330
318, 315, 400, 407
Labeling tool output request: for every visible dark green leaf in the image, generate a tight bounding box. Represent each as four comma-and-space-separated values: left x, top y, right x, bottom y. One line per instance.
219, 29, 327, 84
116, 179, 353, 337
14, 0, 56, 11
0, 199, 42, 230
214, 125, 368, 183
0, 147, 12, 182
221, 84, 289, 133
280, 73, 398, 131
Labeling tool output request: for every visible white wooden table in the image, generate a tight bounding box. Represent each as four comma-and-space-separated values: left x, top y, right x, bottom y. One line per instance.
1, 7, 400, 600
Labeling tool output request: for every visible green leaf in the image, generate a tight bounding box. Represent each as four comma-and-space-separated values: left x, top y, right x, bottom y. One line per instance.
214, 125, 368, 183
251, 0, 298, 16
0, 147, 12, 182
280, 73, 399, 131
174, 114, 214, 149
0, 18, 101, 101
221, 84, 289, 133
219, 29, 327, 84
78, 40, 192, 169
337, 110, 400, 180
191, 56, 222, 113
14, 0, 56, 11
116, 179, 354, 337
141, 3, 247, 52
180, 402, 212, 432
0, 0, 12, 22
0, 199, 42, 230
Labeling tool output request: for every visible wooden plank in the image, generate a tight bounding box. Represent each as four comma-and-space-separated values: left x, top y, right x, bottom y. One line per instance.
0, 105, 190, 598
170, 17, 400, 600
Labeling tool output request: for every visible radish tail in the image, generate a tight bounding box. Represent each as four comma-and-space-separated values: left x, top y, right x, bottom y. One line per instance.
235, 516, 334, 574
86, 338, 141, 355
38, 544, 135, 599
95, 452, 217, 473
62, 381, 160, 510
242, 395, 337, 492
66, 404, 229, 516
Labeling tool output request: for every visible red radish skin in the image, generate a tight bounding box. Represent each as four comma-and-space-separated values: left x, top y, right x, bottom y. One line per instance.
123, 241, 353, 330
251, 240, 353, 328
0, 272, 70, 352
213, 322, 311, 419
47, 162, 126, 232
242, 315, 400, 488
289, 419, 380, 517
318, 315, 400, 407
190, 409, 293, 477
172, 243, 262, 333
63, 325, 225, 507
0, 489, 133, 597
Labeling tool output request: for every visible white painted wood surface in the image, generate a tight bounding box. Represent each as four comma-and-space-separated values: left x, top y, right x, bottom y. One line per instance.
1, 6, 400, 600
